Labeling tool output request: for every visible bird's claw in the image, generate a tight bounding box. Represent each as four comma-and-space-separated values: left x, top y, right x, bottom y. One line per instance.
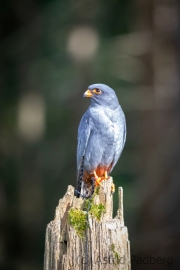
93, 171, 103, 187
111, 183, 115, 193
95, 177, 103, 187
93, 170, 110, 187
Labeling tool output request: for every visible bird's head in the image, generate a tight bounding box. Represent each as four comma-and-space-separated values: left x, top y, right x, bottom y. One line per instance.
83, 83, 119, 109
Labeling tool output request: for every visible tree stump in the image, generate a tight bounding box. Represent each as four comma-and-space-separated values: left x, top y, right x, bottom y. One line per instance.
44, 177, 131, 270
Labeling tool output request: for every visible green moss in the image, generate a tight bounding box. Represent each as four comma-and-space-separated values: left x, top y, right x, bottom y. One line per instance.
111, 243, 120, 264
94, 186, 100, 195
68, 194, 106, 238
111, 243, 115, 252
84, 198, 105, 221
89, 203, 105, 221
84, 197, 93, 209
67, 208, 87, 238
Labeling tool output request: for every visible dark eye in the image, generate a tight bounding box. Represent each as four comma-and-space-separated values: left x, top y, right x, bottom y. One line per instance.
95, 88, 100, 92
93, 88, 102, 94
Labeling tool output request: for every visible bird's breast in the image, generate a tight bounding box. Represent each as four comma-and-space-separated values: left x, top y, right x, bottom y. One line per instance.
81, 106, 125, 182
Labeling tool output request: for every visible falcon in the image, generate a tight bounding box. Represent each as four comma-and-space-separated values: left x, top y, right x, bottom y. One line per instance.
76, 83, 126, 198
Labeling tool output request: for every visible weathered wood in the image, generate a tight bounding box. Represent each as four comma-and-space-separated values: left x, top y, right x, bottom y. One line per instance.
44, 177, 131, 270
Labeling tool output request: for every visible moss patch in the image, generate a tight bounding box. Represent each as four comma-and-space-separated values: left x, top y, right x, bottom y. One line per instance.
111, 243, 120, 264
67, 208, 87, 238
89, 203, 105, 221
94, 186, 100, 195
84, 197, 105, 221
67, 192, 106, 237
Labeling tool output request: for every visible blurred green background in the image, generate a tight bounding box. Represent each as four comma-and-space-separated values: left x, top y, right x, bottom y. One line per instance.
1, 0, 180, 269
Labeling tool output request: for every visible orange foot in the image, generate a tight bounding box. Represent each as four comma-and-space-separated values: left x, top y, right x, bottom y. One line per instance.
93, 171, 103, 187
93, 171, 115, 194
93, 171, 109, 187
101, 171, 109, 181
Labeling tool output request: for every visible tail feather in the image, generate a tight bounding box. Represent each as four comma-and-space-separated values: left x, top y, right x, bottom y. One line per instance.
76, 155, 84, 198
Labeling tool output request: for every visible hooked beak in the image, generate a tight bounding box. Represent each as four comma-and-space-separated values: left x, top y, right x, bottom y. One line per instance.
83, 89, 93, 98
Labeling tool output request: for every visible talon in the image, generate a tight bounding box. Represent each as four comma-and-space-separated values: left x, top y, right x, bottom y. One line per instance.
93, 171, 98, 179
93, 170, 110, 187
95, 177, 103, 187
100, 171, 109, 181
111, 183, 115, 193
93, 171, 103, 187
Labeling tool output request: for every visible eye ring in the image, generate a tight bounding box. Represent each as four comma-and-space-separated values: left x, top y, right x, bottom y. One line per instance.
93, 88, 102, 94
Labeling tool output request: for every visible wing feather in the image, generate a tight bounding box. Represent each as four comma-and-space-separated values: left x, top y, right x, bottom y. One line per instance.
76, 112, 92, 195
110, 111, 126, 172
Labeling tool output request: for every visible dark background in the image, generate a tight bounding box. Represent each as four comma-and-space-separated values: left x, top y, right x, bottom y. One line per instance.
1, 0, 180, 269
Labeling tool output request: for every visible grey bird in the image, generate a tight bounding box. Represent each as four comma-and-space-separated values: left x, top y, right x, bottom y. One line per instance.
76, 83, 126, 198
